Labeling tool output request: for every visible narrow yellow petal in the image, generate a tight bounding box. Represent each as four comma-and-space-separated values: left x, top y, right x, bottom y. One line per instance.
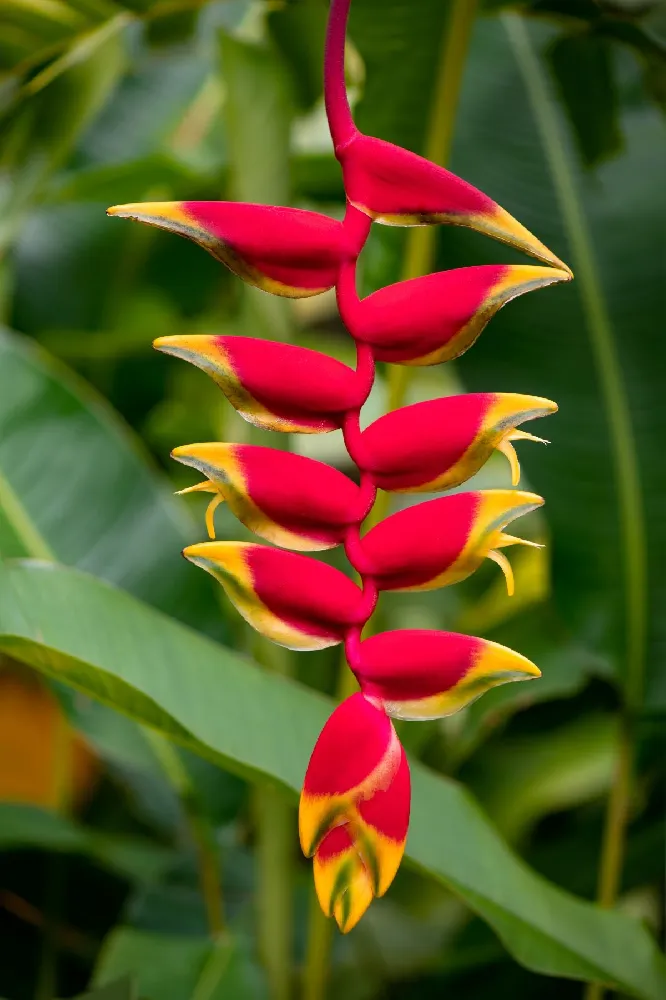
496, 532, 544, 550
487, 549, 515, 596
176, 480, 218, 496
497, 437, 521, 486
205, 493, 225, 540
509, 429, 550, 445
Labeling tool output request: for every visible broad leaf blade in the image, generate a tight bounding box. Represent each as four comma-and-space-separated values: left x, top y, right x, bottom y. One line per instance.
94, 928, 267, 1000
71, 977, 135, 1000
0, 803, 175, 883
0, 559, 664, 999
0, 329, 219, 630
547, 32, 622, 167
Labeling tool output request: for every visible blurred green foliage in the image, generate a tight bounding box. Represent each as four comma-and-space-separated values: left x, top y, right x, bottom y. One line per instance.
0, 1, 664, 999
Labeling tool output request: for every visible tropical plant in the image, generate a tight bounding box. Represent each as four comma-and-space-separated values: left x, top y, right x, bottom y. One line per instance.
0, 1, 663, 999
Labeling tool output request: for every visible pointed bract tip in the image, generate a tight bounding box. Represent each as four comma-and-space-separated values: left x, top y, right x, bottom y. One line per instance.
182, 542, 209, 563
475, 639, 542, 683
171, 442, 230, 463
106, 201, 190, 225
490, 205, 573, 275
152, 334, 218, 360
497, 266, 571, 306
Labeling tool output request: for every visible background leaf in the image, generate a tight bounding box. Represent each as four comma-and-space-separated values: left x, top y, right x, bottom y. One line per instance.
0, 328, 221, 631
0, 559, 664, 999
72, 976, 135, 1000
94, 928, 266, 1000
547, 32, 622, 167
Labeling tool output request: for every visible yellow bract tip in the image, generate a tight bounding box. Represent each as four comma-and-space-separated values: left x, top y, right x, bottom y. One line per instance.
106, 201, 192, 226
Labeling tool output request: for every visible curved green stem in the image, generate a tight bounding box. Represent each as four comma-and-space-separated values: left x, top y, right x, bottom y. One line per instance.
302, 887, 334, 1000
0, 469, 55, 561
503, 16, 647, 999
143, 728, 225, 935
252, 638, 295, 1000
254, 781, 294, 1000
369, 0, 479, 531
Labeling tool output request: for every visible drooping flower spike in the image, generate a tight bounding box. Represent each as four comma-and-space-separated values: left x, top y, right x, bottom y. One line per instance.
109, 0, 571, 933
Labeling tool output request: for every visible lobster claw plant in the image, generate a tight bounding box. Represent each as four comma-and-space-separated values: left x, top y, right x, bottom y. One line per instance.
108, 0, 571, 933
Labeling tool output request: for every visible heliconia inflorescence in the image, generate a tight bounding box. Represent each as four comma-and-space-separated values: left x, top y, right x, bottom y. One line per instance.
108, 0, 571, 933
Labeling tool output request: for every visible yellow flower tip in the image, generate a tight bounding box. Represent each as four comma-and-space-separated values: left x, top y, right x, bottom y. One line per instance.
479, 490, 544, 532
487, 548, 515, 596
171, 442, 235, 467
476, 638, 542, 682
334, 886, 372, 934
106, 201, 191, 227
506, 264, 571, 290
152, 335, 175, 353
106, 204, 130, 218
509, 429, 551, 446
175, 480, 217, 496
489, 206, 572, 275
205, 494, 224, 540
496, 438, 521, 486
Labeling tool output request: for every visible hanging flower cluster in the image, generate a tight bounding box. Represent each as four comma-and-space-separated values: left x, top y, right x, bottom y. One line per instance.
108, 0, 570, 933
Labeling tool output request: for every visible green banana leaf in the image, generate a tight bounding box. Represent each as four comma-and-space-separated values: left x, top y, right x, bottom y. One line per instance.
0, 328, 220, 631
0, 559, 664, 999
71, 977, 135, 1000
0, 803, 175, 883
94, 928, 266, 1000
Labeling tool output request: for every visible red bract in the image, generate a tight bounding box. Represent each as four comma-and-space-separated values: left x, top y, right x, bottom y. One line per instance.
360, 489, 543, 596
110, 0, 570, 932
361, 392, 556, 492
154, 335, 370, 433
183, 542, 374, 650
173, 442, 374, 549
337, 132, 571, 273
107, 202, 363, 297
338, 263, 569, 365
351, 630, 540, 719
